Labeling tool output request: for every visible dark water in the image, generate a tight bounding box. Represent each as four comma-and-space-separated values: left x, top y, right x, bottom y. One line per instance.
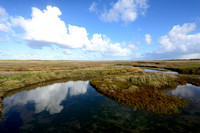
0, 81, 200, 132
144, 68, 178, 74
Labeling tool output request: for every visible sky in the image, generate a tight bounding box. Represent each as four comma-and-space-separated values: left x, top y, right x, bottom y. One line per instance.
0, 0, 200, 60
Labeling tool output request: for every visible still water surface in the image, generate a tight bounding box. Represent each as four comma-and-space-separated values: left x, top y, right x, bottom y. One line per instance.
0, 81, 200, 132
144, 68, 178, 74
165, 84, 200, 99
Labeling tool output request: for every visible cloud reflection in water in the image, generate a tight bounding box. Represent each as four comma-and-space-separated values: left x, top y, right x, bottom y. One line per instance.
3, 81, 89, 114
166, 84, 200, 98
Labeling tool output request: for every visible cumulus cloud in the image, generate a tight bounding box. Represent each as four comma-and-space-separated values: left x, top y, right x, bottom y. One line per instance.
12, 6, 90, 48
159, 23, 198, 52
146, 23, 200, 59
11, 6, 130, 57
99, 0, 149, 23
145, 34, 151, 44
85, 34, 131, 56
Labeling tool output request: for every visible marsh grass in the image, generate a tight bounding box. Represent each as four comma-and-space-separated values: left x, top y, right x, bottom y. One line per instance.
0, 60, 199, 115
128, 73, 186, 89
179, 74, 200, 86
1, 60, 199, 74
90, 72, 188, 114
0, 66, 139, 97
128, 60, 200, 75
0, 60, 137, 72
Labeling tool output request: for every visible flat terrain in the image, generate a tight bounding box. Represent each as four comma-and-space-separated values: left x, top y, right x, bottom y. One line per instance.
0, 60, 200, 115
0, 59, 199, 73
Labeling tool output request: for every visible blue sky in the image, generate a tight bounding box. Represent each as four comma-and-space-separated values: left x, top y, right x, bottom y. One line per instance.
0, 0, 200, 60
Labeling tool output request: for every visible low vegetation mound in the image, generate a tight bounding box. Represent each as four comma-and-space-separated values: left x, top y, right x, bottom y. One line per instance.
90, 72, 188, 114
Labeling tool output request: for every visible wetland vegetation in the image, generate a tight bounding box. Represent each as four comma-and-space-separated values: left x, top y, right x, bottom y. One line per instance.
124, 59, 200, 75
0, 59, 200, 132
90, 72, 189, 114
0, 59, 200, 116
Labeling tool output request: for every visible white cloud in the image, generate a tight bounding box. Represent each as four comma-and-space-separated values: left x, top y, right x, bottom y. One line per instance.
89, 2, 97, 13
146, 23, 200, 59
0, 23, 9, 32
100, 0, 149, 23
12, 6, 90, 48
11, 6, 131, 57
180, 53, 200, 59
12, 6, 130, 56
85, 34, 131, 56
145, 34, 151, 44
159, 23, 198, 52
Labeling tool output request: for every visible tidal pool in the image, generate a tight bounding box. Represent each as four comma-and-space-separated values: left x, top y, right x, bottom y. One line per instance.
144, 68, 178, 74
0, 81, 200, 132
165, 84, 200, 99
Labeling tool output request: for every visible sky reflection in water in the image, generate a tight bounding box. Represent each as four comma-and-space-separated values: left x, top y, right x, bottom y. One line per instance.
3, 81, 89, 114
1, 81, 200, 132
144, 68, 178, 74
165, 84, 200, 99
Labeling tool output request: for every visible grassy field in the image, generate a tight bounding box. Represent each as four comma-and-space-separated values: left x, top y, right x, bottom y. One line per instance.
0, 59, 199, 73
121, 59, 200, 75
0, 60, 137, 72
0, 59, 200, 115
